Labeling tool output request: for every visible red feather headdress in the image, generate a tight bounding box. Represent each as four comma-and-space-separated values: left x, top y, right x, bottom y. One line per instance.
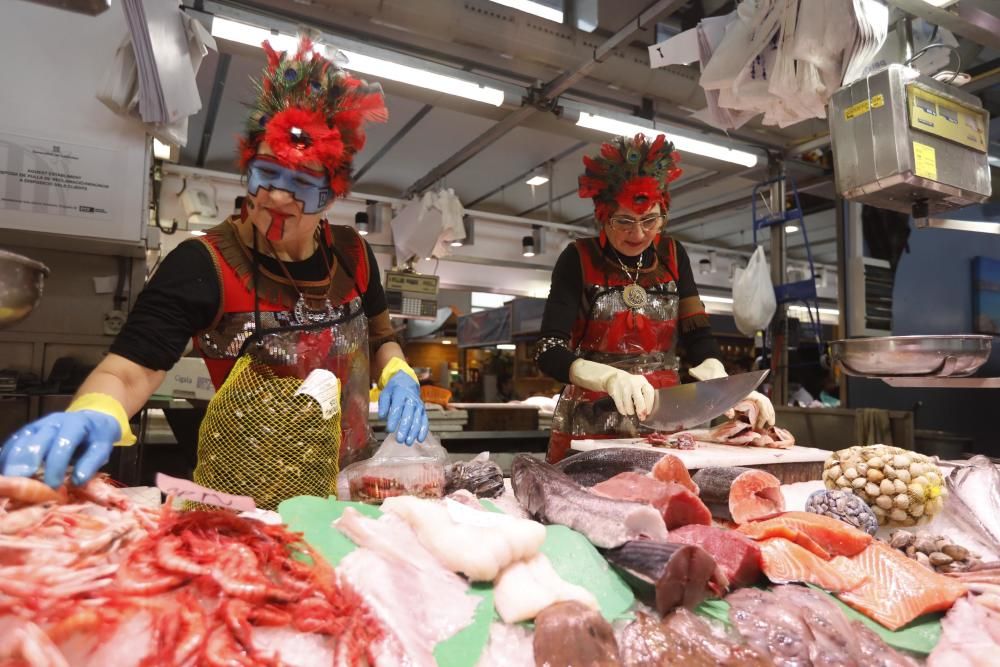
578, 133, 682, 223
239, 37, 388, 197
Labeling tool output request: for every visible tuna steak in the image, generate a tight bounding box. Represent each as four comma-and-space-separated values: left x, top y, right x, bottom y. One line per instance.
591, 472, 711, 530
669, 524, 762, 588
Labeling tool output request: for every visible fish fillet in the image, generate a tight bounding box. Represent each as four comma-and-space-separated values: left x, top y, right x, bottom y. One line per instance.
836, 541, 968, 630
492, 553, 598, 623
929, 597, 1000, 667
511, 455, 667, 549
335, 509, 480, 667
758, 538, 868, 592
738, 511, 872, 557
649, 454, 699, 494
379, 495, 546, 581
591, 472, 711, 530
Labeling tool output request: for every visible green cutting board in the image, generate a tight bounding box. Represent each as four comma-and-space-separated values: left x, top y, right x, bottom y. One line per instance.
278, 496, 494, 667
693, 586, 941, 656
539, 524, 634, 622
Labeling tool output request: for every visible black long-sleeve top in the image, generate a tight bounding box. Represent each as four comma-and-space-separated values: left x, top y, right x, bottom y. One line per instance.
536, 238, 721, 383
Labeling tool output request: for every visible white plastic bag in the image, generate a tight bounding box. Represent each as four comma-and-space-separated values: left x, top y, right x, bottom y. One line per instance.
733, 246, 777, 337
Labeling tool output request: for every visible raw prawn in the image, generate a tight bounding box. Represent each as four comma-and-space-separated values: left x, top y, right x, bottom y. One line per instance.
0, 475, 61, 505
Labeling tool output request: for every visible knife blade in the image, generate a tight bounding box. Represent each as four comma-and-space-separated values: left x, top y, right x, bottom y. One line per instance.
593, 370, 769, 432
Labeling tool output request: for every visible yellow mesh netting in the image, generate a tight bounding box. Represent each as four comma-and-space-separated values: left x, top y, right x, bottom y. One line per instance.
194, 356, 341, 510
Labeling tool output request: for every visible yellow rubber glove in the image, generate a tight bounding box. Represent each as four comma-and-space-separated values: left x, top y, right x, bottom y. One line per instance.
378, 356, 419, 389
68, 393, 136, 446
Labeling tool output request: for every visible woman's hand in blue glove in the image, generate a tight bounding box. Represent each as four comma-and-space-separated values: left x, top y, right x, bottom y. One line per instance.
0, 410, 119, 487
377, 371, 429, 445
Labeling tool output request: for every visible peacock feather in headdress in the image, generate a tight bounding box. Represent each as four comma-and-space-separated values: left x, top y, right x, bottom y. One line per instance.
578, 133, 682, 223
239, 37, 388, 197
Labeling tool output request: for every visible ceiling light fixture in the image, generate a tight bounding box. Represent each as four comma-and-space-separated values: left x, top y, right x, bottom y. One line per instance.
488, 0, 563, 23
210, 17, 505, 107
525, 175, 549, 187
190, 230, 207, 237
497, 343, 517, 350
441, 339, 453, 345
785, 225, 800, 233
575, 111, 758, 168
522, 235, 536, 257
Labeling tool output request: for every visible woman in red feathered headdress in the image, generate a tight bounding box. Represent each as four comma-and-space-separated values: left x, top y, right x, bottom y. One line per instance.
0, 37, 431, 510
535, 133, 776, 462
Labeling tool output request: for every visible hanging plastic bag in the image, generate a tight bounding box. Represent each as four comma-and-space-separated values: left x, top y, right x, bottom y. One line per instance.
336, 432, 447, 504
733, 246, 777, 337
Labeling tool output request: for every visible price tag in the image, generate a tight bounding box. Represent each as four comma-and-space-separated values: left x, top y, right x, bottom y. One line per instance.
155, 473, 256, 512
295, 368, 341, 420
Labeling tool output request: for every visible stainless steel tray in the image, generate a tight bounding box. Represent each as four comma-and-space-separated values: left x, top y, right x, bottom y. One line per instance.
830, 335, 992, 377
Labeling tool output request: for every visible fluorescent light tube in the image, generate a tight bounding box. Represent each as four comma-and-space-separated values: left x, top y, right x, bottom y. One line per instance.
489, 0, 563, 22
496, 343, 517, 350
576, 112, 758, 168
785, 225, 800, 233
525, 175, 549, 186
211, 17, 505, 107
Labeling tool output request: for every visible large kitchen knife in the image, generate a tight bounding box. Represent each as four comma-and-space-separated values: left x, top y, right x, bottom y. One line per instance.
593, 370, 769, 432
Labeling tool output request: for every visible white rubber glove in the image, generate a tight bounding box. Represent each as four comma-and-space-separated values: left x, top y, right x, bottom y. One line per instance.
569, 359, 654, 419
689, 358, 775, 429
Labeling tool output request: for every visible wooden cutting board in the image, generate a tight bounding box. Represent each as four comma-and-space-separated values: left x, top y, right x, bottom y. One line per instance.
570, 439, 831, 484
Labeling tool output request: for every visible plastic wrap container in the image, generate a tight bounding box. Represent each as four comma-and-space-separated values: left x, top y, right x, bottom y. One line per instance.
336, 433, 447, 504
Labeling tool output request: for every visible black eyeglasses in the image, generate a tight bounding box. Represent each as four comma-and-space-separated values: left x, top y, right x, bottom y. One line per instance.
607, 214, 663, 232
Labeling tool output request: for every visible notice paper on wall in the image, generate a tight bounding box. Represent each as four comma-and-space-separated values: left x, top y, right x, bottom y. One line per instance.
0, 131, 118, 223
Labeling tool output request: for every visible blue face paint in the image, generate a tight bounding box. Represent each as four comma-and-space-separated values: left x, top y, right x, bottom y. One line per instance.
247, 158, 331, 214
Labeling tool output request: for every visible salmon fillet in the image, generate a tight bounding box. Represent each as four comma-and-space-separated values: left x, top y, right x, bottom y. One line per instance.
650, 454, 699, 494
738, 511, 872, 557
758, 538, 868, 592
836, 541, 968, 630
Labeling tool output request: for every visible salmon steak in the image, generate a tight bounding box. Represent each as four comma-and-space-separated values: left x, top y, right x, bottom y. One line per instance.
836, 541, 968, 630
758, 538, 869, 592
692, 467, 784, 524
738, 511, 872, 557
591, 472, 711, 530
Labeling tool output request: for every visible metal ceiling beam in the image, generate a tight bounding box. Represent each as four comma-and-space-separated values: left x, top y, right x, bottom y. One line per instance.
667, 174, 833, 234
516, 188, 577, 216
888, 0, 1000, 51
465, 141, 587, 208
403, 0, 687, 197
195, 53, 231, 168
353, 104, 433, 182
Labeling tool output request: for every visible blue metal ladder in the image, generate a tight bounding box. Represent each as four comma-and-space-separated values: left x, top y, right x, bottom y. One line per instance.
751, 175, 822, 345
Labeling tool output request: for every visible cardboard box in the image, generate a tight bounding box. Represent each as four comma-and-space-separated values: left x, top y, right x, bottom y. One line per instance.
155, 357, 215, 400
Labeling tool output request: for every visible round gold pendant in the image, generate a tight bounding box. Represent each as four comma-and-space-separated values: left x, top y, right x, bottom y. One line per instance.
622, 283, 648, 309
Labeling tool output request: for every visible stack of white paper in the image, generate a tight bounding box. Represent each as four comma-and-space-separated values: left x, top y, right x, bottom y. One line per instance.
649, 0, 889, 130
121, 0, 202, 125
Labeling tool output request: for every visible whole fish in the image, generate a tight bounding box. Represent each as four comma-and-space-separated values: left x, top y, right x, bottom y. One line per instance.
555, 448, 667, 487
944, 456, 1000, 552
511, 454, 667, 549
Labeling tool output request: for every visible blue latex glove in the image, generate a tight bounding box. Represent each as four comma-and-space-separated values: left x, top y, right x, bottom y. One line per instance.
377, 371, 429, 446
0, 411, 119, 487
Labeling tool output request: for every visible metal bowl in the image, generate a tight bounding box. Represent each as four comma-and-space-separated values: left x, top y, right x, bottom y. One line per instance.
0, 249, 50, 329
830, 335, 993, 377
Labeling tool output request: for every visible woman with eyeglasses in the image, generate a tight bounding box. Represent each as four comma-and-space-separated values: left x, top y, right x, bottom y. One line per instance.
536, 134, 775, 463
